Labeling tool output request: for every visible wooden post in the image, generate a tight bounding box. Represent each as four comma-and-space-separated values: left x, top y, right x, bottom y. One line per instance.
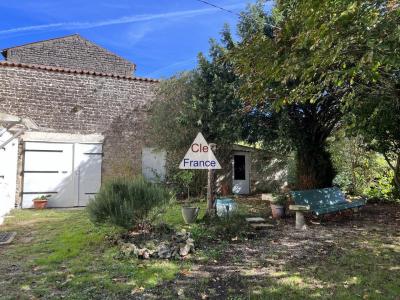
206, 143, 216, 216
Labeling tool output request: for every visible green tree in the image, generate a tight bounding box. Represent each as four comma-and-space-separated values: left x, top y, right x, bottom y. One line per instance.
349, 67, 400, 194
151, 39, 244, 152
231, 0, 399, 189
149, 39, 246, 196
329, 132, 394, 199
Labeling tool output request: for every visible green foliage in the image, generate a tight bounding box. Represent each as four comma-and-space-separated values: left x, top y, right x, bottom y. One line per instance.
329, 133, 395, 200
150, 40, 244, 152
207, 212, 250, 239
229, 0, 400, 190
33, 194, 51, 200
234, 0, 399, 108
363, 162, 394, 200
271, 193, 288, 206
171, 170, 194, 199
87, 177, 171, 229
348, 70, 400, 194
149, 38, 250, 197
229, 1, 344, 188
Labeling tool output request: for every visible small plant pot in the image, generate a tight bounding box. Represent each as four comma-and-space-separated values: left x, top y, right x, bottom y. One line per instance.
33, 199, 48, 209
270, 203, 284, 219
181, 206, 200, 224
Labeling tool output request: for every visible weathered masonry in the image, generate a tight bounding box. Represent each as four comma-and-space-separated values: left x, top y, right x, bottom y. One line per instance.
1, 34, 136, 76
0, 34, 162, 211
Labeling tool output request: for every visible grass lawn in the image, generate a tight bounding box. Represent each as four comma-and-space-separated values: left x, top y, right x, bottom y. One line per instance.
0, 209, 183, 299
0, 200, 399, 299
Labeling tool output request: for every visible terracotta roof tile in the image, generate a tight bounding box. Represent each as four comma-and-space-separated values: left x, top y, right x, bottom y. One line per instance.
0, 61, 159, 83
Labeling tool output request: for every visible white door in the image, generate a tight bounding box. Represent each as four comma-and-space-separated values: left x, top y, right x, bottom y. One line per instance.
74, 143, 102, 206
142, 147, 166, 182
22, 142, 102, 208
0, 131, 18, 221
22, 142, 75, 208
232, 152, 250, 194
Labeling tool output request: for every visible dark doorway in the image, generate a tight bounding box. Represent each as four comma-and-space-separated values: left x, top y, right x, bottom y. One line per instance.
234, 155, 246, 180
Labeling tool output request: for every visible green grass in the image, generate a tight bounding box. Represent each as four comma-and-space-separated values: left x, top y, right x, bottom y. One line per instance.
2, 203, 399, 299
0, 209, 182, 299
156, 201, 207, 228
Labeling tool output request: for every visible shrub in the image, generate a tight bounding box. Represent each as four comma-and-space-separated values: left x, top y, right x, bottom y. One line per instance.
87, 177, 171, 229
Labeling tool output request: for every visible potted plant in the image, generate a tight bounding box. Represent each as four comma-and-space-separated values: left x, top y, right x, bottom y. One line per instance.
270, 193, 287, 219
181, 206, 200, 224
174, 171, 201, 224
32, 195, 50, 209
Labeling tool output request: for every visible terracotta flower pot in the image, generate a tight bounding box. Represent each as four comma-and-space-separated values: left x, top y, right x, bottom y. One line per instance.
270, 203, 284, 219
33, 199, 48, 209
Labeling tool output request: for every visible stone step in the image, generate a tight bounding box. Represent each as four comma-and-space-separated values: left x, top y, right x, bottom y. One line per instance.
250, 223, 275, 230
245, 217, 266, 223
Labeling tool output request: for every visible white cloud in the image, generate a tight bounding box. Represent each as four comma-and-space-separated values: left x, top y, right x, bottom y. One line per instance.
0, 4, 245, 35
145, 58, 197, 78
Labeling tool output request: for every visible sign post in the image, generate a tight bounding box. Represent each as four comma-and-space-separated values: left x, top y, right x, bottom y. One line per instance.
206, 143, 217, 215
179, 133, 221, 216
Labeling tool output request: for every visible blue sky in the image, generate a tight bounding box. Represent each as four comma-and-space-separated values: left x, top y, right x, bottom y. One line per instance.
0, 0, 273, 78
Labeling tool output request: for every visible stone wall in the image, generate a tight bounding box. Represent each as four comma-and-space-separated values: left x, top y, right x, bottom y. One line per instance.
3, 35, 135, 76
0, 63, 158, 191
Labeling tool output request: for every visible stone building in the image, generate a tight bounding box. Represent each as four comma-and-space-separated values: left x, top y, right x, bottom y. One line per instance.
0, 34, 287, 219
0, 34, 160, 210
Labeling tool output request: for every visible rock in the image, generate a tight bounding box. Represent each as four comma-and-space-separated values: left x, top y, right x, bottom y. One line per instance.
142, 251, 150, 260
179, 243, 191, 256
120, 229, 195, 260
174, 230, 189, 242
137, 248, 151, 259
121, 243, 138, 257
158, 244, 172, 259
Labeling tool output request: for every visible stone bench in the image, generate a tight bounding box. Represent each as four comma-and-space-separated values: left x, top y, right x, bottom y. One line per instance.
289, 187, 366, 229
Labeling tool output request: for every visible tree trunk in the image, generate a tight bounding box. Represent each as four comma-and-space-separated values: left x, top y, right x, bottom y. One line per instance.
383, 152, 400, 193
384, 152, 400, 195
296, 145, 336, 190
395, 154, 400, 194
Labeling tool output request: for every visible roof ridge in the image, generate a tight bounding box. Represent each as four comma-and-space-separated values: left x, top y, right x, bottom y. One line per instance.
1, 34, 80, 53
0, 61, 159, 83
1, 34, 136, 70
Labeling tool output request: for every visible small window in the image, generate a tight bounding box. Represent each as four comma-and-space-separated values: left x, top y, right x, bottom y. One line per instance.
234, 155, 246, 180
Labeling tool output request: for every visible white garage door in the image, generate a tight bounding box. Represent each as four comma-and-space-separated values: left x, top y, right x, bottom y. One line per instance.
74, 143, 102, 207
22, 142, 102, 208
0, 131, 18, 221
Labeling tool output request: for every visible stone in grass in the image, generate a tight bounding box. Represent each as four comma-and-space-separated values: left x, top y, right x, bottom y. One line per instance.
121, 243, 138, 257
179, 243, 191, 256
185, 238, 195, 253
174, 230, 189, 243
137, 248, 151, 260
157, 244, 172, 259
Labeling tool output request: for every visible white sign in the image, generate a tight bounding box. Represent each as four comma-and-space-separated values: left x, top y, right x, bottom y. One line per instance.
179, 133, 221, 169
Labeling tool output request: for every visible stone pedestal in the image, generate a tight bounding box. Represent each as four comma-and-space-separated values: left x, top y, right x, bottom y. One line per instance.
295, 211, 305, 230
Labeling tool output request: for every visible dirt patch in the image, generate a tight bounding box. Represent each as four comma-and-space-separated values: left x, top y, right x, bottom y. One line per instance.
141, 203, 400, 299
